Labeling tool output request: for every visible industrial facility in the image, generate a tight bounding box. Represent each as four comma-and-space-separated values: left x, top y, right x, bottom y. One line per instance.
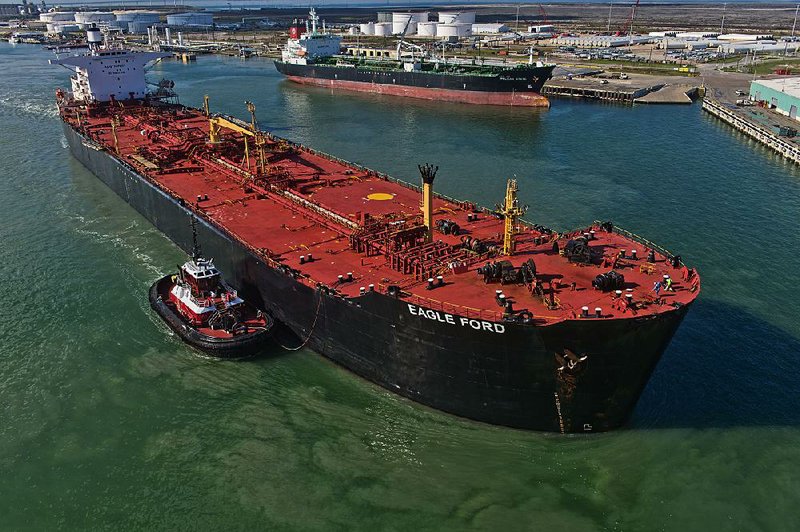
354, 11, 491, 39
32, 9, 214, 35
750, 78, 800, 121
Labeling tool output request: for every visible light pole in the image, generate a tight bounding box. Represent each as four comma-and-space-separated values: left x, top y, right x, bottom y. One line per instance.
720, 3, 727, 34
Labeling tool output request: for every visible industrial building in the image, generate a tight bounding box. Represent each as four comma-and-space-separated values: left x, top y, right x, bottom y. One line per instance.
472, 23, 509, 34
554, 35, 653, 48
750, 78, 800, 121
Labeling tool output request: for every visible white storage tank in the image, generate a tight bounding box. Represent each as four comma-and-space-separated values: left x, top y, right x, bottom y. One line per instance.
392, 13, 412, 34
374, 22, 392, 37
46, 23, 79, 34
40, 11, 75, 23
166, 12, 214, 27
127, 21, 153, 35
359, 22, 375, 35
437, 23, 461, 38
393, 20, 417, 35
74, 12, 115, 24
456, 23, 472, 37
114, 11, 159, 25
417, 21, 437, 37
438, 11, 475, 25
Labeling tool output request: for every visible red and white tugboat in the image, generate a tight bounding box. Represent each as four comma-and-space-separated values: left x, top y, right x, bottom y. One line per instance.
149, 220, 273, 358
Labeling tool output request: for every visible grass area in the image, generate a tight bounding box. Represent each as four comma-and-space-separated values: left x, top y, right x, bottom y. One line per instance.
722, 56, 800, 75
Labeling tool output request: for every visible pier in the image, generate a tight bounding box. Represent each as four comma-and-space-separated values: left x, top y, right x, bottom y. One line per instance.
542, 78, 659, 103
702, 97, 800, 166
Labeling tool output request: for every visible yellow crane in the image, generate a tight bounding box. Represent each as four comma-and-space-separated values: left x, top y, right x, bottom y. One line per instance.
204, 95, 267, 174
498, 178, 527, 256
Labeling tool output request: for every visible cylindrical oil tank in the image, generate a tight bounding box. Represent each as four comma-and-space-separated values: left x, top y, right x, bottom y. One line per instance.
417, 21, 437, 37
437, 23, 460, 38
166, 12, 214, 26
40, 11, 75, 23
359, 22, 374, 35
46, 23, 79, 34
456, 23, 472, 37
438, 11, 476, 24
374, 22, 392, 37
115, 11, 159, 25
74, 11, 115, 24
127, 21, 153, 34
393, 20, 417, 35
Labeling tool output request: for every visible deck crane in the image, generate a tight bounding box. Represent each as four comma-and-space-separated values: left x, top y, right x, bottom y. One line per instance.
204, 95, 268, 175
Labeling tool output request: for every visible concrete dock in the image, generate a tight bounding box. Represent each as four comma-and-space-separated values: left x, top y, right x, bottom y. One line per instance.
702, 97, 800, 165
634, 84, 699, 104
542, 78, 661, 103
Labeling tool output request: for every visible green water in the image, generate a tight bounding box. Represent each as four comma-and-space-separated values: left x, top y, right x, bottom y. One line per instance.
2, 44, 800, 530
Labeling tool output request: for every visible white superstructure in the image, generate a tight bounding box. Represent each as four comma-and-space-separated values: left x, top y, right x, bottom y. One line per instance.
50, 39, 169, 103
281, 8, 341, 65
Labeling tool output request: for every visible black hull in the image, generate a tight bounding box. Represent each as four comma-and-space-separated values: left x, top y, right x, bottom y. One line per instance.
148, 276, 273, 359
274, 60, 554, 94
64, 123, 690, 432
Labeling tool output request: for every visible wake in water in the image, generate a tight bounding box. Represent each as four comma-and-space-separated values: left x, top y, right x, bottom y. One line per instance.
0, 90, 59, 121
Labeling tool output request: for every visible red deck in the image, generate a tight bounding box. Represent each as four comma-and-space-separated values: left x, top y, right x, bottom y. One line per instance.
62, 100, 699, 325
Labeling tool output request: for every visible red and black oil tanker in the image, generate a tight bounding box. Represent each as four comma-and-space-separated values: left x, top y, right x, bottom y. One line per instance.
51, 42, 699, 433
273, 8, 555, 107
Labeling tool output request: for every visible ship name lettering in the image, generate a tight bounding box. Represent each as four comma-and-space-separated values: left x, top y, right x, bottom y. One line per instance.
407, 304, 505, 334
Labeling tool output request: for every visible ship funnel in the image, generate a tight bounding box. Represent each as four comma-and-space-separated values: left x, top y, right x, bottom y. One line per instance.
86, 25, 102, 50
418, 164, 438, 243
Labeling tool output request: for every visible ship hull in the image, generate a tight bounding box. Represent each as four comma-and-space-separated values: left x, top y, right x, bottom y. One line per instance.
274, 60, 552, 107
63, 122, 688, 432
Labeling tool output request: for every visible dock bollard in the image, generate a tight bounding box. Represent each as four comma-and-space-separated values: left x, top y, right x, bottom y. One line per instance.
625, 293, 633, 306
359, 287, 365, 295
338, 275, 344, 284
595, 307, 602, 318
614, 289, 622, 299
427, 278, 434, 290
347, 272, 353, 282
368, 284, 374, 292
436, 275, 443, 287
300, 255, 305, 264
581, 306, 589, 318
631, 249, 637, 260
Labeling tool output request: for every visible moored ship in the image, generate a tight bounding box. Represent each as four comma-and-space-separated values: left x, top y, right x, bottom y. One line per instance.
51, 38, 700, 432
273, 8, 555, 107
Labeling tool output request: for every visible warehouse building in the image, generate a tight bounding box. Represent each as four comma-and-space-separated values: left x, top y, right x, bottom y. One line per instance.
750, 78, 800, 121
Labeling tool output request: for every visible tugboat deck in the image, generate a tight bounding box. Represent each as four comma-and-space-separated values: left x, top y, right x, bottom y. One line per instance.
66, 102, 699, 324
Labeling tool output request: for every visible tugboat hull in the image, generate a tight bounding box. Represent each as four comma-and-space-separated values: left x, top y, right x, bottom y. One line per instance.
148, 276, 273, 359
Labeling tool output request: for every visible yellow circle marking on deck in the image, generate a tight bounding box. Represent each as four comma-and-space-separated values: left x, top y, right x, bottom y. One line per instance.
367, 193, 394, 201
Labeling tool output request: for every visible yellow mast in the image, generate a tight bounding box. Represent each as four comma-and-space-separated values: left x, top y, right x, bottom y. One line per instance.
418, 164, 438, 243
110, 116, 120, 154
499, 178, 527, 256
